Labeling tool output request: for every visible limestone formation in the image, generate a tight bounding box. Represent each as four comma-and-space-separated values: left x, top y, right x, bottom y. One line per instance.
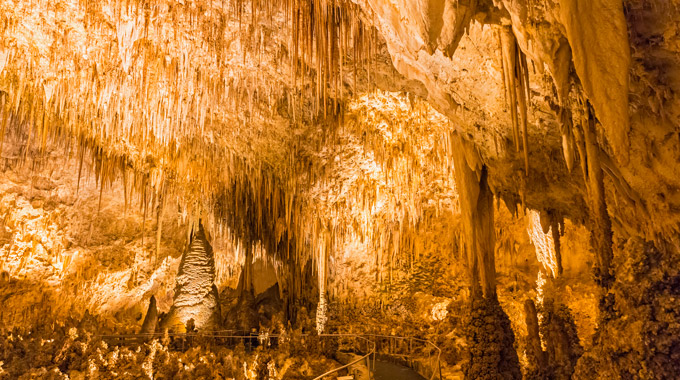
140, 296, 158, 335
524, 299, 547, 379
0, 0, 678, 378
161, 223, 220, 332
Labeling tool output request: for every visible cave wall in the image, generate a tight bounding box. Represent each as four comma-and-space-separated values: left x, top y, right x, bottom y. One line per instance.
0, 138, 241, 331
352, 0, 680, 378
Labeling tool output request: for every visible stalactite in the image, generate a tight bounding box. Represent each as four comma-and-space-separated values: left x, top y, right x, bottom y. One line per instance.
0, 96, 8, 157
558, 107, 576, 173
582, 104, 614, 288
76, 146, 84, 195
155, 190, 164, 266
97, 168, 105, 215
499, 26, 531, 176
517, 51, 530, 176
500, 27, 519, 152
122, 166, 128, 218
451, 133, 495, 298
550, 212, 564, 277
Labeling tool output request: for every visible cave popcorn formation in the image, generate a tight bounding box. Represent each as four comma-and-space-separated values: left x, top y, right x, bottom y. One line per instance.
0, 0, 678, 379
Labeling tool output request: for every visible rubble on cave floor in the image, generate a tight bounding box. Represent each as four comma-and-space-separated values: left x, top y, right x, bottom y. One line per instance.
0, 317, 342, 380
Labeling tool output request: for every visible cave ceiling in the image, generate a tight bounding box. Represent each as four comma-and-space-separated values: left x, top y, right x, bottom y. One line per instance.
0, 0, 679, 262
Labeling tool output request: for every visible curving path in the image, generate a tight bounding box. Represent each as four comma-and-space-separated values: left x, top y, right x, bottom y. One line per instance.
99, 331, 448, 380
374, 359, 426, 380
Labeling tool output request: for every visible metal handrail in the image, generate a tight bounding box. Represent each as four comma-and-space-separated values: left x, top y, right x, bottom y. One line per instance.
97, 330, 268, 349
312, 334, 376, 380
97, 330, 441, 380
358, 333, 443, 380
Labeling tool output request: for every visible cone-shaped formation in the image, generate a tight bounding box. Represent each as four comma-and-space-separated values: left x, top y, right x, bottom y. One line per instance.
161, 223, 220, 332
140, 296, 158, 334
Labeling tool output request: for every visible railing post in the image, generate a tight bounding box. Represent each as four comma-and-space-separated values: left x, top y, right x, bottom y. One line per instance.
372, 350, 376, 371
438, 356, 443, 380
366, 355, 371, 379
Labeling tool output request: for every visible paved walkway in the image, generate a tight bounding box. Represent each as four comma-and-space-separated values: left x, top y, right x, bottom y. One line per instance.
373, 360, 426, 380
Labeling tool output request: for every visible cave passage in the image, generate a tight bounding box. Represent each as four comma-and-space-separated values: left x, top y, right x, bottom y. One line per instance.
374, 360, 426, 380
0, 0, 679, 379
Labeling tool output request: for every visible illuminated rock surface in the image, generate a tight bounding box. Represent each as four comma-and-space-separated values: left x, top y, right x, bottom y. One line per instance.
161, 223, 220, 332
0, 0, 678, 378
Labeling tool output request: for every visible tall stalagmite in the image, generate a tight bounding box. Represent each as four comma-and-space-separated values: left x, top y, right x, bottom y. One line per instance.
160, 223, 220, 332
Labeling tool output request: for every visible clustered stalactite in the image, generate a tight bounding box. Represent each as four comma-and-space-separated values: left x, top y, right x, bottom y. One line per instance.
495, 0, 618, 307
285, 0, 377, 120
0, 0, 380, 294
0, 0, 455, 333
498, 26, 531, 176
0, 0, 377, 161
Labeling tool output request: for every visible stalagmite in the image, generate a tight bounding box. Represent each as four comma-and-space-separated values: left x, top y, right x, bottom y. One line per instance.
524, 299, 547, 378
140, 296, 158, 335
238, 243, 255, 297
316, 242, 329, 334
550, 213, 564, 277
160, 223, 220, 332
540, 298, 583, 380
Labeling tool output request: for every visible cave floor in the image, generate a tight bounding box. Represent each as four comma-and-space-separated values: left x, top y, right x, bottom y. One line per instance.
373, 360, 426, 380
